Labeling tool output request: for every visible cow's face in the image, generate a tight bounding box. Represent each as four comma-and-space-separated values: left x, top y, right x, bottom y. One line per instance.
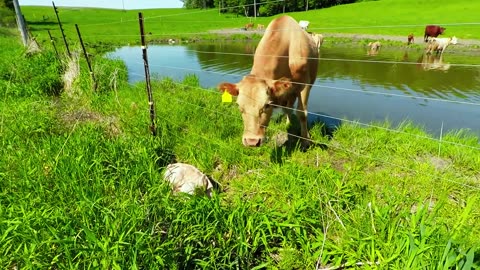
218, 76, 292, 147
451, 36, 458, 45
440, 27, 446, 34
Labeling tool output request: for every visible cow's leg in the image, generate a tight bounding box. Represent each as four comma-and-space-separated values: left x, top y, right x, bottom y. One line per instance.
296, 85, 311, 147
282, 99, 294, 126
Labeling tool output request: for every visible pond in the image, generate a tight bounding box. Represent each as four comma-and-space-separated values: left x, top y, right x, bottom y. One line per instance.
107, 42, 480, 137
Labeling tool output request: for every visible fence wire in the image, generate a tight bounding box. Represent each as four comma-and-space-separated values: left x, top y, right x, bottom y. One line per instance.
129, 81, 480, 192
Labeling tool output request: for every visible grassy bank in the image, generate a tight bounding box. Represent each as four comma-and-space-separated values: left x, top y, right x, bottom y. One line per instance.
20, 0, 480, 51
1, 34, 480, 268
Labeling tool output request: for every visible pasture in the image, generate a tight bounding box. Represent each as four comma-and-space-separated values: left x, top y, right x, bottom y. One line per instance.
21, 0, 480, 48
1, 0, 480, 268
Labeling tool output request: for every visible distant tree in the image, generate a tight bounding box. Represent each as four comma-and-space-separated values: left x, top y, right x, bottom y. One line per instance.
180, 0, 215, 9
182, 0, 357, 16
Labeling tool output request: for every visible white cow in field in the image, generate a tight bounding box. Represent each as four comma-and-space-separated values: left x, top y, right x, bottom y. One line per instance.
426, 36, 458, 54
299, 20, 310, 31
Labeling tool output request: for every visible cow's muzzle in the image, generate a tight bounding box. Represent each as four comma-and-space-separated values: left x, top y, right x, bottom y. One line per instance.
243, 137, 263, 147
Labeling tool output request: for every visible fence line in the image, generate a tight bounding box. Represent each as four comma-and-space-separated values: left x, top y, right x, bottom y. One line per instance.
46, 10, 480, 186
179, 49, 480, 68
86, 40, 480, 70
50, 1, 480, 30
140, 62, 480, 107
129, 69, 480, 152
75, 0, 285, 27
309, 22, 480, 31
148, 94, 380, 237
131, 69, 480, 152
146, 83, 480, 191
130, 75, 480, 153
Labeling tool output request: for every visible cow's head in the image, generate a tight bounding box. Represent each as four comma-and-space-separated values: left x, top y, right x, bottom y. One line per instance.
440, 27, 446, 34
218, 75, 293, 147
450, 36, 458, 45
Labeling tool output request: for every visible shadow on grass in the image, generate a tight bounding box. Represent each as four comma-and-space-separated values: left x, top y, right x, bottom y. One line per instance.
270, 112, 342, 164
26, 21, 57, 26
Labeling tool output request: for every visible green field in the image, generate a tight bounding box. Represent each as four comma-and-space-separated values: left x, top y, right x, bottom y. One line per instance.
20, 0, 480, 49
2, 0, 480, 268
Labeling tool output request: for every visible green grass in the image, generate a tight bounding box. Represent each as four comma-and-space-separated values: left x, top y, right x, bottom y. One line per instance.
3, 0, 480, 267
20, 0, 480, 52
1, 33, 480, 268
293, 0, 480, 39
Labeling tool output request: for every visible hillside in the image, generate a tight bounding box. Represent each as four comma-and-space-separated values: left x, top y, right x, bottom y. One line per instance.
19, 0, 480, 47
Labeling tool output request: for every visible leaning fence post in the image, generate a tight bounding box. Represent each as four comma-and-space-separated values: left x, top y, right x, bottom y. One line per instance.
75, 24, 97, 91
52, 1, 70, 57
138, 12, 157, 136
47, 30, 60, 59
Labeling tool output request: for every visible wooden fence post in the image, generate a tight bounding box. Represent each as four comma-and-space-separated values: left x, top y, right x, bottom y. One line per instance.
138, 12, 157, 136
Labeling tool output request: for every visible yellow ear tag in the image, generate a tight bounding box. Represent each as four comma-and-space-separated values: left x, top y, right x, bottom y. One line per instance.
222, 91, 232, 103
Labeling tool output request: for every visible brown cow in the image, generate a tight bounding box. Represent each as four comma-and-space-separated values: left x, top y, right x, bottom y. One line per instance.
218, 15, 319, 147
424, 25, 445, 42
244, 22, 254, 30
407, 33, 414, 45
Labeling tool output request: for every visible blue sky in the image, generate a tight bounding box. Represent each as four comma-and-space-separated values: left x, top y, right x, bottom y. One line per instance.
19, 0, 184, 9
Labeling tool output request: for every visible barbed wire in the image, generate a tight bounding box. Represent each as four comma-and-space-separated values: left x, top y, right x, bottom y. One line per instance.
194, 80, 480, 151
143, 86, 376, 237
309, 22, 480, 31
129, 71, 480, 152
179, 49, 480, 68
73, 0, 285, 27
139, 61, 480, 107
142, 82, 480, 191
48, 1, 480, 43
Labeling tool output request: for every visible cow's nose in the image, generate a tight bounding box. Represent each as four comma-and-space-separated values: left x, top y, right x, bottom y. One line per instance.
243, 138, 262, 147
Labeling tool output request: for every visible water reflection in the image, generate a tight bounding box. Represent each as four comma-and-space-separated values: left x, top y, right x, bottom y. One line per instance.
107, 42, 480, 135
418, 53, 451, 71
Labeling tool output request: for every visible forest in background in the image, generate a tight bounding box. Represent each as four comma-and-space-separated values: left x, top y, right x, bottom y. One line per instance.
181, 0, 359, 16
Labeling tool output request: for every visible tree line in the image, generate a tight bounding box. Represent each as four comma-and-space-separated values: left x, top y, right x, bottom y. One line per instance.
180, 0, 359, 16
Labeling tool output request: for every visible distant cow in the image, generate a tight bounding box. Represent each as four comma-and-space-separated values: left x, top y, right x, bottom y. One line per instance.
218, 16, 318, 147
424, 25, 446, 42
311, 33, 324, 49
367, 41, 381, 56
407, 33, 414, 45
257, 24, 265, 30
426, 36, 458, 55
298, 20, 310, 30
244, 22, 254, 30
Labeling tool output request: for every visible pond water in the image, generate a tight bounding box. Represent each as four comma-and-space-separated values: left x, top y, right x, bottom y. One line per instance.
107, 42, 480, 136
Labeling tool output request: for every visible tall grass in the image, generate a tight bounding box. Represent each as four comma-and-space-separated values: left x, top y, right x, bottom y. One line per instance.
1, 29, 479, 269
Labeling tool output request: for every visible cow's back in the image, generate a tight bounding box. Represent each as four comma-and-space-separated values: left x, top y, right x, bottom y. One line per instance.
251, 16, 318, 83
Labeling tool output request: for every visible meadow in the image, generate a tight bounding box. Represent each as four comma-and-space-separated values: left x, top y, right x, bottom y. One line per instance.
1, 0, 480, 268
21, 0, 480, 49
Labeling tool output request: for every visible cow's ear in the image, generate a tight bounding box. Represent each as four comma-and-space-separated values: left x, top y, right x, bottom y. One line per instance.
269, 77, 292, 97
218, 82, 239, 96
